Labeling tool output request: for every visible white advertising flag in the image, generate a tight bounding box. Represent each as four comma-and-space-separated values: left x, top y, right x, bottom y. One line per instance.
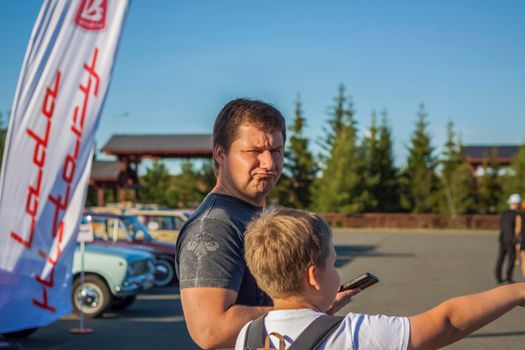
0, 0, 129, 333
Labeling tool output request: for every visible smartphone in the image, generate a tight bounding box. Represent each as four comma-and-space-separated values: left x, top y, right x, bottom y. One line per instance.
339, 272, 379, 292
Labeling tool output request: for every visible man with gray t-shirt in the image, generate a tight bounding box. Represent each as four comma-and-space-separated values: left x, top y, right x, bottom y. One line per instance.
175, 99, 357, 349
176, 193, 271, 306
175, 99, 286, 349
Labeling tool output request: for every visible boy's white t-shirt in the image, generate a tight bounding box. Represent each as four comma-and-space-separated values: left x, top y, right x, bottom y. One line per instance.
235, 308, 410, 350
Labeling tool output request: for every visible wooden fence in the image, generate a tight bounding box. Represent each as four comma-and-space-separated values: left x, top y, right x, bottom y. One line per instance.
321, 213, 499, 230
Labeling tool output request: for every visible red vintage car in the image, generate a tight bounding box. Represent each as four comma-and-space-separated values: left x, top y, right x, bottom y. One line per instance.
84, 212, 177, 287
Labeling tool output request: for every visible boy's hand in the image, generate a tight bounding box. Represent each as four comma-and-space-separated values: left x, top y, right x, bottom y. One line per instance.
326, 288, 361, 315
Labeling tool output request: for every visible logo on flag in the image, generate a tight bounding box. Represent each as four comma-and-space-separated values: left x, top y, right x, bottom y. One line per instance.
75, 0, 107, 31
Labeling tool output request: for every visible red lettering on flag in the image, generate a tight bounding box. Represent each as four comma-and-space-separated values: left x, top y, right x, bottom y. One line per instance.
32, 288, 56, 314
33, 47, 101, 312
10, 71, 61, 250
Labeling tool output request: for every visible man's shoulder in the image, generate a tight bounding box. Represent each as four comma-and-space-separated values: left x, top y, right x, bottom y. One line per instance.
177, 194, 255, 250
178, 216, 238, 250
501, 209, 519, 220
189, 193, 261, 228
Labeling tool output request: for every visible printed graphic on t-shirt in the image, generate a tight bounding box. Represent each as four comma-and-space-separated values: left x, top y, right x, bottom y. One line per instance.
186, 231, 219, 260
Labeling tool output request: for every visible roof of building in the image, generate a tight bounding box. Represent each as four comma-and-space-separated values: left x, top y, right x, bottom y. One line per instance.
90, 160, 120, 182
101, 134, 213, 158
463, 145, 519, 160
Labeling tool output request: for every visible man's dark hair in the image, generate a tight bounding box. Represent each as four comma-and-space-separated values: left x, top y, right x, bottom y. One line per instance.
212, 98, 286, 170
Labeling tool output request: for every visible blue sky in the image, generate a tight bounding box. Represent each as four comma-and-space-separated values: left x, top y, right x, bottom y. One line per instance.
0, 0, 524, 170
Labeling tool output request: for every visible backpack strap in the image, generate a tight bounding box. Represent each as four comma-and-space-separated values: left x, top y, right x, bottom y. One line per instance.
288, 315, 344, 350
244, 314, 267, 349
244, 314, 344, 350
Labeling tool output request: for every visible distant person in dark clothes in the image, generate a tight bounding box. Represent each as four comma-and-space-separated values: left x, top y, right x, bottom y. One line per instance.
117, 160, 140, 203
495, 193, 522, 284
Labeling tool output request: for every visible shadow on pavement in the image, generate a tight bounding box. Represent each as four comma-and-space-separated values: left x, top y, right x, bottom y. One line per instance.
468, 331, 525, 338
334, 244, 414, 268
3, 247, 418, 349
3, 285, 199, 350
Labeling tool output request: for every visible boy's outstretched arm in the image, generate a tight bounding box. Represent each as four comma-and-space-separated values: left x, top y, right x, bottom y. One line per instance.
408, 282, 525, 350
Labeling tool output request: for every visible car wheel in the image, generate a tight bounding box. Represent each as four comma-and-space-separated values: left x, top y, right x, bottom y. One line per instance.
111, 295, 136, 311
72, 275, 112, 318
1, 327, 38, 339
153, 259, 175, 287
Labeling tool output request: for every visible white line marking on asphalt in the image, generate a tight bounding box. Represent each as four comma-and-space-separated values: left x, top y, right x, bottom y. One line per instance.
137, 294, 180, 300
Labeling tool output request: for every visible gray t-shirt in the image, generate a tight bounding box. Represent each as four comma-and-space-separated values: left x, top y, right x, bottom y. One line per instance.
175, 193, 272, 306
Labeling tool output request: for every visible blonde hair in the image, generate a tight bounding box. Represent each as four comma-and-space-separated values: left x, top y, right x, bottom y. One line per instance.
244, 208, 333, 299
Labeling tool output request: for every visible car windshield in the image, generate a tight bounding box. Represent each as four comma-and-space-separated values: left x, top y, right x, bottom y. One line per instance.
121, 216, 155, 242
89, 216, 130, 241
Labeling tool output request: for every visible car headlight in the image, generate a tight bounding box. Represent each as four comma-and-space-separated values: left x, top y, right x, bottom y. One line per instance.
147, 259, 155, 273
128, 260, 149, 277
127, 262, 136, 276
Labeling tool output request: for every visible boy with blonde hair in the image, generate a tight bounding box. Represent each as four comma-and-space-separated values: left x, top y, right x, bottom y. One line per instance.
237, 208, 525, 349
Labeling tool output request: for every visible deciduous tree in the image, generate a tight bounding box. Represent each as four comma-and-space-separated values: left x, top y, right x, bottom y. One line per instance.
168, 159, 205, 208
140, 159, 171, 206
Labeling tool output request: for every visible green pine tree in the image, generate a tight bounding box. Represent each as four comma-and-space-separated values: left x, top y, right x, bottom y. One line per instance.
360, 112, 381, 211
361, 111, 401, 212
313, 87, 364, 214
400, 104, 439, 213
375, 111, 401, 212
438, 122, 476, 216
280, 96, 317, 209
318, 84, 347, 169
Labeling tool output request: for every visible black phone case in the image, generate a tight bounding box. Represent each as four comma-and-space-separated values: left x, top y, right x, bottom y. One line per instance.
339, 272, 379, 292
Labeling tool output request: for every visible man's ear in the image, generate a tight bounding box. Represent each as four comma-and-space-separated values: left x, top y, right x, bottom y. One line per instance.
214, 145, 225, 166
306, 265, 322, 291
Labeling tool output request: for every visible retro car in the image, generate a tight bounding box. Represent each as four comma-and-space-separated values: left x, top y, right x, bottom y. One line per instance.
84, 212, 178, 287
72, 243, 155, 318
123, 208, 190, 242
87, 207, 192, 242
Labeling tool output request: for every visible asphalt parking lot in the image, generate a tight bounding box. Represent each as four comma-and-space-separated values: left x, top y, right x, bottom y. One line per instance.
2, 229, 524, 349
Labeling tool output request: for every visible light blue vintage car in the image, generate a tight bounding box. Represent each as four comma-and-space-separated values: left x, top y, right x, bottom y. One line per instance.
71, 243, 155, 318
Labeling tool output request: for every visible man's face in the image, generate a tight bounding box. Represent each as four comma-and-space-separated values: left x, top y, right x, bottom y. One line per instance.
215, 124, 284, 206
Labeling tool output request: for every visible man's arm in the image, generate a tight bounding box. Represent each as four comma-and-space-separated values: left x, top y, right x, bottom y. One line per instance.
181, 287, 271, 349
408, 283, 525, 350
515, 214, 522, 238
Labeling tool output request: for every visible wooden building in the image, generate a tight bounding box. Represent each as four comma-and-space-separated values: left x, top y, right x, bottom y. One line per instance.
90, 134, 212, 206
463, 145, 519, 172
